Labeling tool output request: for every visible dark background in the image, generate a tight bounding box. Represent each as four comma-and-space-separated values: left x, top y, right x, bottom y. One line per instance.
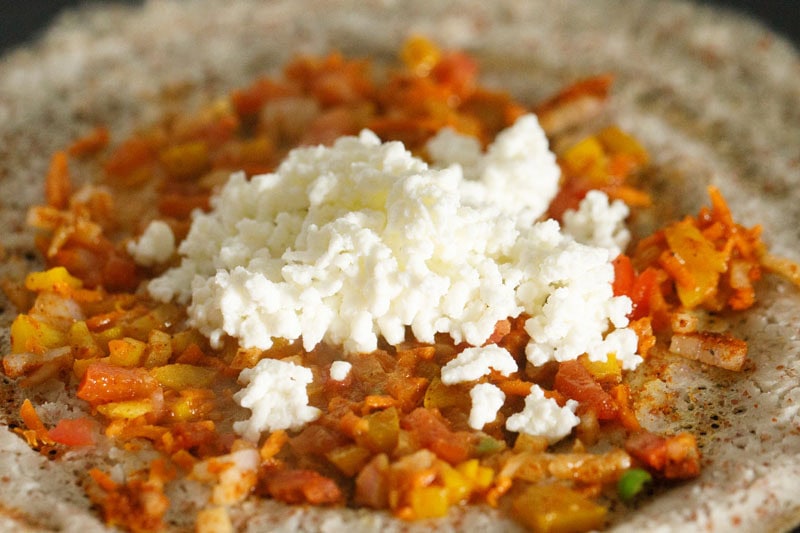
0, 0, 798, 54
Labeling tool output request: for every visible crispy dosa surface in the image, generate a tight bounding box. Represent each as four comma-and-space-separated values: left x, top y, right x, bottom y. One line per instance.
0, 1, 799, 531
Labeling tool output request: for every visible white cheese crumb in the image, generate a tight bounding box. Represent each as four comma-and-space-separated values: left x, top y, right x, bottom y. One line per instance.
518, 219, 636, 368
562, 190, 631, 258
468, 383, 506, 430
505, 384, 580, 443
427, 114, 561, 226
329, 360, 352, 381
150, 114, 639, 374
440, 345, 517, 385
126, 220, 175, 267
232, 358, 320, 441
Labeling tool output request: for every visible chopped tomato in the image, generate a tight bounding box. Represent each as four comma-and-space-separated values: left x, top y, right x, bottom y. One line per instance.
157, 192, 210, 219
290, 424, 347, 457
263, 468, 343, 505
625, 430, 700, 480
48, 417, 97, 446
553, 360, 619, 420
230, 77, 299, 117
612, 254, 635, 297
77, 362, 161, 405
401, 408, 471, 464
629, 267, 660, 320
430, 51, 478, 101
167, 421, 218, 455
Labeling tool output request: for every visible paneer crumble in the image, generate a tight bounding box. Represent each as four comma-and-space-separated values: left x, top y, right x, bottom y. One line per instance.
3, 36, 799, 532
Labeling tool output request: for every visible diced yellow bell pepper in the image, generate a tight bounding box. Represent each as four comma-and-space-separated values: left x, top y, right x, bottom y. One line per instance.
357, 407, 399, 453
94, 325, 125, 347
97, 399, 154, 419
24, 267, 83, 292
169, 397, 194, 422
578, 353, 622, 383
10, 314, 67, 354
561, 136, 607, 182
326, 445, 372, 477
401, 35, 441, 75
144, 330, 173, 368
596, 126, 649, 166
455, 459, 494, 490
473, 465, 494, 490
68, 321, 103, 359
108, 337, 148, 367
439, 463, 471, 504
512, 484, 607, 533
171, 330, 208, 356
151, 364, 216, 390
159, 141, 210, 180
73, 357, 109, 379
168, 390, 213, 422
456, 458, 479, 480
409, 485, 449, 519
664, 219, 727, 308
423, 377, 469, 410
128, 304, 181, 340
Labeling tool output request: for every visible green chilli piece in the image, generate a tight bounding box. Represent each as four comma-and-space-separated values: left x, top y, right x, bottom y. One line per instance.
474, 436, 505, 456
617, 468, 652, 501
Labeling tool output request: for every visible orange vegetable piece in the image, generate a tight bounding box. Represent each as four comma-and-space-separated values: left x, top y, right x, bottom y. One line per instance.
401, 408, 470, 464
264, 469, 343, 505
157, 192, 210, 219
260, 430, 289, 462
77, 362, 160, 405
68, 126, 110, 158
611, 254, 635, 298
19, 399, 53, 445
44, 151, 71, 210
496, 379, 533, 397
553, 360, 619, 420
663, 219, 727, 308
400, 35, 441, 76
609, 384, 641, 432
625, 430, 700, 480
48, 417, 97, 446
229, 77, 299, 117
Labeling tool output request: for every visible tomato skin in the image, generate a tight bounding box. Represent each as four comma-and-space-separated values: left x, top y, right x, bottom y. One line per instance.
554, 360, 619, 420
48, 417, 96, 447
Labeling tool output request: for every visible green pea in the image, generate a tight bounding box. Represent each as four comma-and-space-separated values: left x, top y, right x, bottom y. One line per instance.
617, 468, 652, 501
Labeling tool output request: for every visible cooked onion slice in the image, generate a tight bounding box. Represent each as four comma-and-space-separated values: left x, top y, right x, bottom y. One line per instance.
669, 331, 747, 371
3, 346, 72, 379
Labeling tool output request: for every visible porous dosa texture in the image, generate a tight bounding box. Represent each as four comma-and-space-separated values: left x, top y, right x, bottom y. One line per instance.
1, 1, 799, 531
